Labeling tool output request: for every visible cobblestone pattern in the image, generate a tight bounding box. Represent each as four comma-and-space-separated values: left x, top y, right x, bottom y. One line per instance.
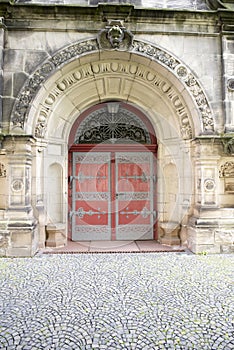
0, 253, 233, 350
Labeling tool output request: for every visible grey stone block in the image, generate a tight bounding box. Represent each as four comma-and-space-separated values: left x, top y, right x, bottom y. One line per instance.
4, 49, 24, 72
24, 50, 50, 75
13, 72, 28, 97
2, 97, 15, 123
3, 72, 13, 97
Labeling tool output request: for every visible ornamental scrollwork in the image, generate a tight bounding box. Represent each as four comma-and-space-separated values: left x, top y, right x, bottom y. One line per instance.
12, 37, 214, 135
219, 161, 234, 178
74, 103, 151, 144
12, 39, 98, 129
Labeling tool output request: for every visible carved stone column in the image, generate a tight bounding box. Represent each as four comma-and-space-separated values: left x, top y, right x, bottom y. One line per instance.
1, 136, 38, 257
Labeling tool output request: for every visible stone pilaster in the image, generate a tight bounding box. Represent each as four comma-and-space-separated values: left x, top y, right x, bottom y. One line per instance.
0, 17, 5, 132
188, 137, 234, 253
221, 14, 234, 133
0, 135, 38, 257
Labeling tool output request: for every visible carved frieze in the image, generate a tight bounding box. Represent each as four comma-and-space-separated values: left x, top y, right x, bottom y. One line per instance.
12, 37, 214, 136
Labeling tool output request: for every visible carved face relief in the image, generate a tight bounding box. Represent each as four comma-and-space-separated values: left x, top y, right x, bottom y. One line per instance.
108, 25, 124, 48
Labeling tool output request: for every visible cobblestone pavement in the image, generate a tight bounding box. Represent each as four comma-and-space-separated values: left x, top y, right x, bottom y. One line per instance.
0, 253, 233, 350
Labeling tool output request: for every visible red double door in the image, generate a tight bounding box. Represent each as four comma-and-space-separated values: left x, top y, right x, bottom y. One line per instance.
70, 148, 156, 241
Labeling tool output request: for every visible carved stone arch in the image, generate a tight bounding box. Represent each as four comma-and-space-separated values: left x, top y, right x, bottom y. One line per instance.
11, 37, 215, 138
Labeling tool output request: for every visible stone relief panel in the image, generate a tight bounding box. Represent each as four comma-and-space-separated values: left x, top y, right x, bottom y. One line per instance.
11, 36, 214, 135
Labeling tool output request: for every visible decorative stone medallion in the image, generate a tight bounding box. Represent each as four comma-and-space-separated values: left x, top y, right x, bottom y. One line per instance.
11, 179, 24, 192
204, 178, 215, 192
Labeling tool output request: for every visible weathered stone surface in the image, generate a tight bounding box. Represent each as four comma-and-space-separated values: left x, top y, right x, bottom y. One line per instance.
13, 72, 29, 98
4, 49, 25, 73
2, 97, 15, 122
24, 50, 50, 74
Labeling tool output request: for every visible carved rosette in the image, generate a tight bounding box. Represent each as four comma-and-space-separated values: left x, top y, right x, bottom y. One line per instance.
12, 37, 214, 136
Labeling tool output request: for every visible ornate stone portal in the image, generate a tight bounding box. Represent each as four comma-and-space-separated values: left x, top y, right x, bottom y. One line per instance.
0, 1, 233, 255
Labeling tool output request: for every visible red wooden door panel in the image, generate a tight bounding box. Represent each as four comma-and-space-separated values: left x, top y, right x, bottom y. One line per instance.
71, 152, 111, 240
116, 152, 154, 240
71, 151, 155, 240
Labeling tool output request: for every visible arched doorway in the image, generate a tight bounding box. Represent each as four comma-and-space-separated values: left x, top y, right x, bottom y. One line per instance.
68, 102, 157, 241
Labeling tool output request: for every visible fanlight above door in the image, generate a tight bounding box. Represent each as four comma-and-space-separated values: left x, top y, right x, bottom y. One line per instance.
74, 102, 151, 144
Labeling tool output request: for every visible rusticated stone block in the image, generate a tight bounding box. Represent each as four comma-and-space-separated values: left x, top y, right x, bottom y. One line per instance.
215, 229, 234, 244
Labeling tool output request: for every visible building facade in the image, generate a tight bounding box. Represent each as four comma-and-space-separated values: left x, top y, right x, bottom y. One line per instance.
0, 0, 233, 256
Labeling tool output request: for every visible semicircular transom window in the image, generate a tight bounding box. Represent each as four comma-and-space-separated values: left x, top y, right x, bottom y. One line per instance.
74, 102, 151, 144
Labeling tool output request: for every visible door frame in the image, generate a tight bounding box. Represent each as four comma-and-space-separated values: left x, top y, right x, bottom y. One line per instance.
68, 143, 158, 240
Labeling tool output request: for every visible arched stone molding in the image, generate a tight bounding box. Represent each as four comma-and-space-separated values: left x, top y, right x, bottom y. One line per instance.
29, 58, 196, 144
11, 38, 215, 137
